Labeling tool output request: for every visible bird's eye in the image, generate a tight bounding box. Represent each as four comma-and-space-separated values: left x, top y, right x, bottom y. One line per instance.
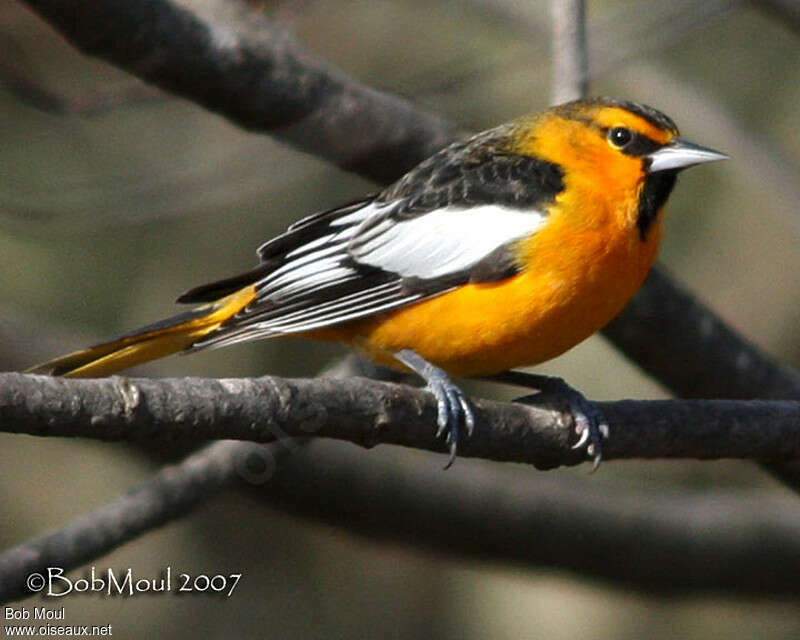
608, 127, 633, 149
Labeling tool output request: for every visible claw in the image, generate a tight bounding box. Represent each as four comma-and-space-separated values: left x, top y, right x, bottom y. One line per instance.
460, 396, 476, 437
571, 426, 590, 450
444, 439, 458, 470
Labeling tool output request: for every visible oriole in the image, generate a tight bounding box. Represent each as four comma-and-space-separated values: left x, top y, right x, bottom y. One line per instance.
28, 98, 727, 465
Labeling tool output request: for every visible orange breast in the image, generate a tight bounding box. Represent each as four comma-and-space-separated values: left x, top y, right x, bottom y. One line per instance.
310, 171, 663, 377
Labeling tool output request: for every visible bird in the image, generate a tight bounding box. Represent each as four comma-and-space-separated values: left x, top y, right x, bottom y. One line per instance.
28, 97, 728, 467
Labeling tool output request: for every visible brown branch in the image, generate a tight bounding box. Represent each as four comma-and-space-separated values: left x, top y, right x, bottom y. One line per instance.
0, 440, 251, 603
261, 440, 800, 597
2, 372, 800, 466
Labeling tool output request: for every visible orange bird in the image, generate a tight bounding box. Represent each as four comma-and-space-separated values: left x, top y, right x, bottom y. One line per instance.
29, 98, 727, 466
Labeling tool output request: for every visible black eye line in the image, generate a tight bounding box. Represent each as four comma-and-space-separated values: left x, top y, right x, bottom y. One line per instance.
600, 126, 662, 158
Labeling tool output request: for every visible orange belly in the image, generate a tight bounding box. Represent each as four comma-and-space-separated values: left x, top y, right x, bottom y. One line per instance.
309, 200, 663, 377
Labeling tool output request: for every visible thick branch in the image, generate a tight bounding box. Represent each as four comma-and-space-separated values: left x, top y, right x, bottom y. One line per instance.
605, 267, 800, 400
19, 0, 460, 184
2, 373, 800, 467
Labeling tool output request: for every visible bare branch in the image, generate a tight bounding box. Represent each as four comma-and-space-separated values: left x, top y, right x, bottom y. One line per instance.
2, 372, 800, 466
262, 440, 800, 597
605, 267, 800, 401
550, 0, 588, 103
0, 440, 254, 603
19, 0, 462, 183
4, 436, 800, 603
751, 0, 800, 34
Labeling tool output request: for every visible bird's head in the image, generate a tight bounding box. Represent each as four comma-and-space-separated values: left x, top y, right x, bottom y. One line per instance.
511, 97, 728, 239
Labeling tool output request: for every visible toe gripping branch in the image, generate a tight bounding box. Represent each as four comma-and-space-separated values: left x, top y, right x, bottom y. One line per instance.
392, 352, 608, 470
490, 371, 610, 470
394, 349, 475, 469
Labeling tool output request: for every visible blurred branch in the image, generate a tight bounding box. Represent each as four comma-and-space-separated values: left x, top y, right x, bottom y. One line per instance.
5, 435, 800, 603
428, 0, 734, 100
0, 72, 163, 115
0, 439, 252, 603
751, 0, 800, 34
19, 0, 461, 184
605, 267, 800, 400
2, 372, 800, 466
261, 440, 800, 597
550, 0, 587, 103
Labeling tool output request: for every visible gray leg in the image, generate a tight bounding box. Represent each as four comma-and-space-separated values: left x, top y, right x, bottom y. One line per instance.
394, 349, 475, 468
481, 371, 609, 470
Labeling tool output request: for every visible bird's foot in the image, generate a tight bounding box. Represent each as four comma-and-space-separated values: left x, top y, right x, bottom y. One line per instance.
488, 372, 609, 469
554, 380, 609, 470
394, 349, 475, 468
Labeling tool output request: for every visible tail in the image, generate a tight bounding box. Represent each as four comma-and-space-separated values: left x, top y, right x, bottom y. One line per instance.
26, 285, 257, 378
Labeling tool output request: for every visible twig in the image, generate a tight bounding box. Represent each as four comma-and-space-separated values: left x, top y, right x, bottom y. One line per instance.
0, 440, 268, 603
550, 0, 588, 103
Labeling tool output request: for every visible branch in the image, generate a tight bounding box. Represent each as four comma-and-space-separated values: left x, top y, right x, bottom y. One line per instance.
5, 436, 800, 603
0, 440, 251, 603
751, 0, 800, 34
605, 267, 800, 401
19, 0, 461, 184
2, 373, 800, 467
550, 0, 588, 103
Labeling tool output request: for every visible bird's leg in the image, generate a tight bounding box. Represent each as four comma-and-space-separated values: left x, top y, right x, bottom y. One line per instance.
481, 371, 609, 470
394, 349, 475, 468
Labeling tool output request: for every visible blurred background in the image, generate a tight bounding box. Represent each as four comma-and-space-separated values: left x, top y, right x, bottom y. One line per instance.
1, 0, 799, 637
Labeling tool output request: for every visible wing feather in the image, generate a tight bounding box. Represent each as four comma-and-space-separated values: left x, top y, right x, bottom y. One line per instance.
349, 204, 545, 279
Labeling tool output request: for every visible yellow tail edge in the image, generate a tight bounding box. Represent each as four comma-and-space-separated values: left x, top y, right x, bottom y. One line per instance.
26, 286, 257, 378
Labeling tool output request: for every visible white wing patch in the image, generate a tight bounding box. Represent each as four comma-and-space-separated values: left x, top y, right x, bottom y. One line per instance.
349, 205, 546, 279
194, 201, 544, 350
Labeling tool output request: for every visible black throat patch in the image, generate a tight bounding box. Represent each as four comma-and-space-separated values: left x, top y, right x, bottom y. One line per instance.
638, 169, 677, 241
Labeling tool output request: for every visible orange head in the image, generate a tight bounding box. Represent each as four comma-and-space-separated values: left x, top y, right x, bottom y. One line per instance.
510, 97, 728, 239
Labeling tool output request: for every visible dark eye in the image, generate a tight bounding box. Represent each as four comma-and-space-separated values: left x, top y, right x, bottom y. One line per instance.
608, 127, 633, 149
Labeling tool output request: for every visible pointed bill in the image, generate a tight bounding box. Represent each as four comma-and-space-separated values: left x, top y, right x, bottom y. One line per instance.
647, 138, 729, 173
